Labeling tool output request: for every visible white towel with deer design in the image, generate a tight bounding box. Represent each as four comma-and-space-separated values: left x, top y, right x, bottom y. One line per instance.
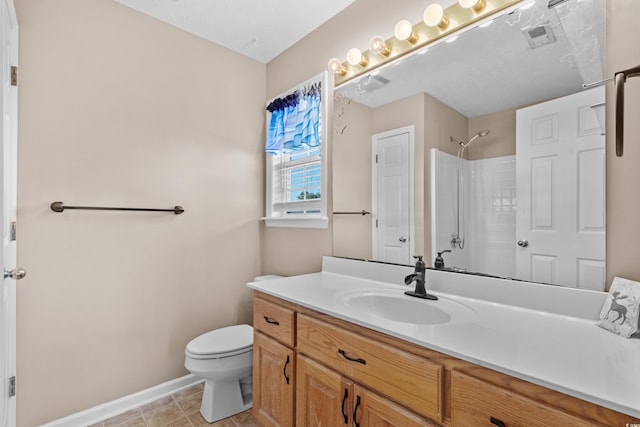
597, 277, 640, 338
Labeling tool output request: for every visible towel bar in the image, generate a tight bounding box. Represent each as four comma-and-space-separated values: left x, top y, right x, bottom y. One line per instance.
333, 210, 371, 216
50, 201, 184, 215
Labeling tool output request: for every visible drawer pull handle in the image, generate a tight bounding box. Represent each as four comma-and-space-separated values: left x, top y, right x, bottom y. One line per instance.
283, 355, 290, 384
353, 395, 361, 427
338, 349, 367, 365
490, 416, 506, 427
341, 388, 349, 424
263, 316, 280, 325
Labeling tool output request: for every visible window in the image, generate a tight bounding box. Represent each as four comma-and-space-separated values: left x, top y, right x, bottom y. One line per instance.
263, 73, 328, 228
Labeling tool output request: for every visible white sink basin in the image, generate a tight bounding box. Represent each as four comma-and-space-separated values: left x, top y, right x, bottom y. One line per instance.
340, 289, 476, 325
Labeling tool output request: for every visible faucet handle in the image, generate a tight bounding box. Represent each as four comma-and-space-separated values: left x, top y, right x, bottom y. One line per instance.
412, 255, 426, 272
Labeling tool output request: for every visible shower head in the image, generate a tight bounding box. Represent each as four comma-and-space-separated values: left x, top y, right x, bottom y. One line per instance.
464, 129, 490, 147
450, 130, 490, 149
453, 129, 490, 158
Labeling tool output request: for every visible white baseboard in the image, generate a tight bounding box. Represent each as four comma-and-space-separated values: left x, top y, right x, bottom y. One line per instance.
40, 374, 203, 427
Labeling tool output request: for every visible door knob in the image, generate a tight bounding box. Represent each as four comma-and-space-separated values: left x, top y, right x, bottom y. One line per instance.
517, 239, 529, 248
4, 268, 26, 280
399, 236, 407, 243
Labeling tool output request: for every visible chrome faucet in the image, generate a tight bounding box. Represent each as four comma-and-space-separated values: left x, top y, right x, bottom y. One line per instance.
404, 256, 438, 300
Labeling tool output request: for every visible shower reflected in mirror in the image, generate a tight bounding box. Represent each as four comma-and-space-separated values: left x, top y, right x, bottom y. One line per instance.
449, 130, 490, 250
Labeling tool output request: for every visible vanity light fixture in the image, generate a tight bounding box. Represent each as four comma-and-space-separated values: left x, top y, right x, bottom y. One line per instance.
459, 0, 486, 13
346, 48, 369, 67
424, 4, 449, 30
370, 35, 392, 56
328, 57, 347, 75
394, 19, 419, 44
329, 0, 524, 86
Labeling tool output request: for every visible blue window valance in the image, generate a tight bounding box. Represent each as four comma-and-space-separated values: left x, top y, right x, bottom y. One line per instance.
265, 82, 322, 155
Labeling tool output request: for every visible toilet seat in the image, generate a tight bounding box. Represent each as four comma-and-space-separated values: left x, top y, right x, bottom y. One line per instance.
186, 324, 253, 360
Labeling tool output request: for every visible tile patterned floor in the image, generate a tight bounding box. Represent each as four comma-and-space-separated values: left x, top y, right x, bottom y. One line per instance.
89, 383, 258, 427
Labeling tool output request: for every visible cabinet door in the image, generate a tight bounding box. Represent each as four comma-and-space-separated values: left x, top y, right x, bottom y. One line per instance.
353, 385, 437, 427
296, 355, 354, 427
253, 332, 295, 427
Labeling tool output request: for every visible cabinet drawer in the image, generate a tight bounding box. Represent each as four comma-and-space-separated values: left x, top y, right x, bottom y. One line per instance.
452, 370, 604, 427
254, 297, 295, 347
297, 314, 443, 422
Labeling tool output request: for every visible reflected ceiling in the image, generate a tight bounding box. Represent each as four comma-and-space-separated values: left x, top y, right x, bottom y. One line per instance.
336, 0, 605, 118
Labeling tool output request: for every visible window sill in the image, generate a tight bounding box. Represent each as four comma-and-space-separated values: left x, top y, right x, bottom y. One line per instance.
263, 216, 329, 229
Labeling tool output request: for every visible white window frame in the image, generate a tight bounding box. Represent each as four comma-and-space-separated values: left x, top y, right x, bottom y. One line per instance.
263, 71, 329, 229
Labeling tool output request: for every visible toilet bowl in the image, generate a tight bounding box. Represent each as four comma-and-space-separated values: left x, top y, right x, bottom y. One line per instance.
185, 324, 253, 422
184, 275, 282, 422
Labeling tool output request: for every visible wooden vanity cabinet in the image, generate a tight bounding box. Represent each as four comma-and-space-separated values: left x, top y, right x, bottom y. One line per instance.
253, 298, 296, 427
252, 291, 640, 427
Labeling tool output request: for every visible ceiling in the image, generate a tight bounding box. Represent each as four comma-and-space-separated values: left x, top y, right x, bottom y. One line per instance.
113, 0, 356, 63
336, 0, 605, 118
113, 0, 605, 117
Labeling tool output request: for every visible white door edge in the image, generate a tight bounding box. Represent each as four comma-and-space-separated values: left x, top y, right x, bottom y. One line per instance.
2, 0, 18, 425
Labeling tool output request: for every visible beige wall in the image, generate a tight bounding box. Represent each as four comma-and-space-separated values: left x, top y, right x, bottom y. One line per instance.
467, 108, 517, 160
16, 0, 265, 425
606, 0, 640, 288
333, 100, 373, 260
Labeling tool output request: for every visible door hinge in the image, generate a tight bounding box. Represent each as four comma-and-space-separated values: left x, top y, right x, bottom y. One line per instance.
8, 376, 15, 397
10, 66, 17, 86
10, 221, 16, 242
375, 154, 378, 163
376, 219, 378, 228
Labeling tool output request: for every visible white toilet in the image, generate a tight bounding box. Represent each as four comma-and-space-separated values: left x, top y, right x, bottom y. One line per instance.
184, 275, 282, 422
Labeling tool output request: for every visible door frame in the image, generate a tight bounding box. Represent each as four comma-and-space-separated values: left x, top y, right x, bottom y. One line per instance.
2, 0, 18, 425
371, 125, 415, 264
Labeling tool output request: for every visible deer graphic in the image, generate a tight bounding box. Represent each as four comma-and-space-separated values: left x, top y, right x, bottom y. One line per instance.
605, 292, 628, 325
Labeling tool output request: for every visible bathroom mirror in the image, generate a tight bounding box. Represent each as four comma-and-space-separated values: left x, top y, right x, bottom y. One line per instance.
332, 0, 606, 289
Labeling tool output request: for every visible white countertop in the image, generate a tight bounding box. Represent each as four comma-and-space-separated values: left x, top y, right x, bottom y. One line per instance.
248, 257, 640, 419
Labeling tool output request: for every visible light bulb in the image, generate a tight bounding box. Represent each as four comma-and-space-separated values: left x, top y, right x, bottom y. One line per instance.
458, 0, 486, 12
346, 48, 369, 67
394, 19, 418, 44
369, 35, 391, 56
328, 57, 347, 75
424, 4, 449, 29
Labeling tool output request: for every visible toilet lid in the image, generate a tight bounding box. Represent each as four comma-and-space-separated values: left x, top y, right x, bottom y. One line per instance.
186, 324, 253, 358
